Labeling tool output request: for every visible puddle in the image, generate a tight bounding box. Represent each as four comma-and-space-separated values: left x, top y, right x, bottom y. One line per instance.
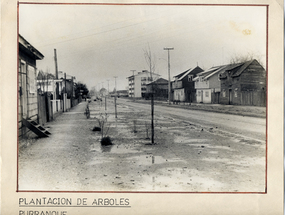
175, 136, 209, 144
108, 145, 140, 154
204, 145, 235, 151
208, 151, 218, 154
87, 159, 114, 165
126, 155, 186, 166
136, 167, 224, 191
202, 156, 265, 167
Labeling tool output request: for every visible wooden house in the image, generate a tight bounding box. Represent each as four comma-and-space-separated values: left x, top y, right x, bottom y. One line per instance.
219, 59, 266, 106
172, 66, 203, 102
194, 65, 228, 104
145, 78, 169, 100
18, 35, 44, 138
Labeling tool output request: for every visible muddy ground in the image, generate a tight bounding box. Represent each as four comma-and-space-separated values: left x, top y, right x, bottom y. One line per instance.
18, 99, 266, 192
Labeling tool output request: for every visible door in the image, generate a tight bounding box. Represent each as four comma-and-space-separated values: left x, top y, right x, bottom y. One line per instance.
20, 62, 28, 119
19, 61, 28, 137
229, 89, 233, 105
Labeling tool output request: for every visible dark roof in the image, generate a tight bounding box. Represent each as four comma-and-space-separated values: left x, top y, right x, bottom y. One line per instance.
127, 70, 160, 79
230, 60, 255, 77
146, 78, 168, 85
173, 66, 203, 80
174, 70, 189, 79
19, 34, 44, 60
219, 60, 262, 79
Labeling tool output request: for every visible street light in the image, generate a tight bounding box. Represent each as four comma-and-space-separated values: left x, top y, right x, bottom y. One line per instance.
164, 47, 174, 105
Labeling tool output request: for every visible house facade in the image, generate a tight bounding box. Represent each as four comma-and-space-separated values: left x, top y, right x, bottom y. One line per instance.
18, 35, 44, 137
145, 78, 169, 100
127, 70, 160, 98
194, 65, 230, 104
219, 59, 266, 106
172, 66, 203, 102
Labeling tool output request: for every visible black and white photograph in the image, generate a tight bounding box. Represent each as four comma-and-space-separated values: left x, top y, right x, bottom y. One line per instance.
17, 3, 267, 193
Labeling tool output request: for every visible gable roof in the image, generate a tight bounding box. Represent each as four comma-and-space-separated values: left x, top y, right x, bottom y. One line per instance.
127, 70, 160, 79
173, 66, 203, 81
230, 59, 256, 77
146, 78, 168, 85
194, 61, 254, 81
219, 59, 263, 79
19, 34, 44, 60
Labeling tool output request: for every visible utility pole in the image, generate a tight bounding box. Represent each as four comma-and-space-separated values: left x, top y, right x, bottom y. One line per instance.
54, 49, 59, 99
130, 70, 136, 98
71, 76, 74, 107
164, 47, 174, 105
107, 79, 110, 94
114, 76, 118, 118
63, 72, 66, 112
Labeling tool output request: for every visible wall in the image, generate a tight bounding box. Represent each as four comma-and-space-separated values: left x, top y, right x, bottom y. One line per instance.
133, 71, 160, 98
18, 55, 39, 138
195, 78, 209, 89
202, 89, 212, 103
208, 74, 221, 90
220, 61, 266, 106
174, 88, 185, 101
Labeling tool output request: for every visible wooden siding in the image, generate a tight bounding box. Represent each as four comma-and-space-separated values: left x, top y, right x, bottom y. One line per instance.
18, 56, 39, 138
220, 60, 266, 106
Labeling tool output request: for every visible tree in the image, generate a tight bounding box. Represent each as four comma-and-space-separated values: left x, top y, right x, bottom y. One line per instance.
229, 52, 265, 67
75, 82, 89, 99
143, 45, 157, 144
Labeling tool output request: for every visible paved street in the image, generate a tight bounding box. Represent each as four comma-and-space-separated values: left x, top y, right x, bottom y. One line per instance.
18, 98, 266, 192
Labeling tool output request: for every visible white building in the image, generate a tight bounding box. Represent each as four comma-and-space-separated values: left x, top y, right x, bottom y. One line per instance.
127, 70, 160, 98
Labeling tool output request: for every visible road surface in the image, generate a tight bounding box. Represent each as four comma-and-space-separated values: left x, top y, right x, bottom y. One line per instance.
18, 99, 266, 192
115, 98, 266, 142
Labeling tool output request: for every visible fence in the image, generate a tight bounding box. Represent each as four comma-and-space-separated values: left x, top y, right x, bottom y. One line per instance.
51, 100, 62, 114
240, 91, 266, 107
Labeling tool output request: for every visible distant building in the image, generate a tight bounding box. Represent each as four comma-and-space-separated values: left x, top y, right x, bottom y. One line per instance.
127, 70, 160, 98
36, 71, 77, 99
145, 78, 169, 100
219, 59, 266, 106
172, 66, 203, 102
18, 34, 44, 137
117, 90, 128, 97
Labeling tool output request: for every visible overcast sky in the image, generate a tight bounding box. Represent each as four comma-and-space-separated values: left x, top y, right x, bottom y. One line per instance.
19, 4, 267, 91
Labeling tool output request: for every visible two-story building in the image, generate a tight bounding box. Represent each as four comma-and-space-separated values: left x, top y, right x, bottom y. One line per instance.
127, 70, 160, 98
219, 59, 266, 106
172, 66, 203, 102
194, 65, 229, 104
145, 78, 169, 100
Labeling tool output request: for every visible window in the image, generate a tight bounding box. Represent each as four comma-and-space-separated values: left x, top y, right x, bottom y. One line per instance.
205, 91, 209, 97
27, 65, 36, 94
188, 75, 193, 82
